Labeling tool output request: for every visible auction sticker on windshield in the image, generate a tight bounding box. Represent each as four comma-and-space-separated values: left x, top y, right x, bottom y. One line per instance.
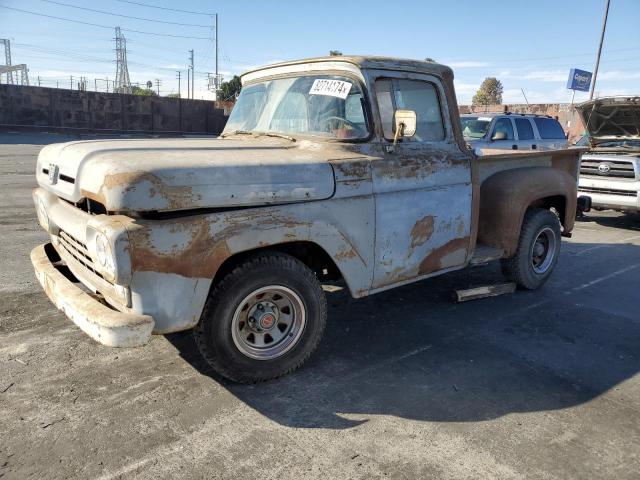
309, 79, 352, 99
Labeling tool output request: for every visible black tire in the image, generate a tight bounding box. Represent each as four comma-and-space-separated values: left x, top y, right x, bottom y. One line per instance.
501, 208, 562, 290
194, 252, 327, 383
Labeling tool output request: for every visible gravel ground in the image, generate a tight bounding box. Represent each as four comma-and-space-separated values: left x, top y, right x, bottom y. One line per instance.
1, 133, 639, 479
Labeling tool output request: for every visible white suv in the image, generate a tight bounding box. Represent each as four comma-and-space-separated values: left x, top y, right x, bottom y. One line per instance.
576, 96, 640, 214
461, 113, 568, 153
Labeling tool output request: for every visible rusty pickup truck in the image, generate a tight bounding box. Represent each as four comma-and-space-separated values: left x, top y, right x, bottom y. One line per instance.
31, 56, 584, 382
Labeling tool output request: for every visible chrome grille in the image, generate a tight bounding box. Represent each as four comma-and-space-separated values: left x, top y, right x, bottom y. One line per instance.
580, 158, 636, 179
578, 186, 638, 197
58, 230, 105, 280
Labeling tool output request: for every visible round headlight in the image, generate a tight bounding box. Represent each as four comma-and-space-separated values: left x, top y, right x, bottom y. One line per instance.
95, 232, 115, 274
36, 198, 49, 232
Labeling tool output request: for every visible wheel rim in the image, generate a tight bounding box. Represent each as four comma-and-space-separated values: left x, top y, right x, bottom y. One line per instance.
530, 226, 557, 274
231, 285, 306, 360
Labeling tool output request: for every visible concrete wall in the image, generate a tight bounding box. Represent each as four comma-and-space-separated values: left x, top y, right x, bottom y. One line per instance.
459, 103, 586, 142
0, 84, 228, 134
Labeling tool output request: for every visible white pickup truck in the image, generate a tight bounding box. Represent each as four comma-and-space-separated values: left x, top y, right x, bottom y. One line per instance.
576, 96, 640, 213
31, 56, 584, 382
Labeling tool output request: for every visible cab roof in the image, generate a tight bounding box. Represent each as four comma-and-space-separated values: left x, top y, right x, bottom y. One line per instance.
241, 55, 454, 79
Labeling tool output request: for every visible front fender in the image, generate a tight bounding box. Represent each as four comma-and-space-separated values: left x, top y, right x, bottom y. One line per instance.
478, 167, 577, 256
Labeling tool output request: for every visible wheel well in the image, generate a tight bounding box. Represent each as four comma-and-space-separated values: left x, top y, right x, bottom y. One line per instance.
529, 195, 567, 227
211, 241, 343, 286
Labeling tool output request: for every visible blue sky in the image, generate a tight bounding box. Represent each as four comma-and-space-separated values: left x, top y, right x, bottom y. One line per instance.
1, 0, 639, 102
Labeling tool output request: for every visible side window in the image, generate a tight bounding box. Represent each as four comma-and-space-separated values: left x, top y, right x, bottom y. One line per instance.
515, 118, 534, 140
492, 118, 514, 140
375, 78, 445, 142
534, 118, 566, 139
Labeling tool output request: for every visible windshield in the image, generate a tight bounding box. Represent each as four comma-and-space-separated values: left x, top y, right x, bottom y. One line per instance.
223, 75, 369, 140
460, 116, 491, 139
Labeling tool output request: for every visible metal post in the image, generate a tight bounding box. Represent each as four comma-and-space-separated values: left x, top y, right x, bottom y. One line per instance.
189, 49, 194, 99
589, 0, 610, 100
95, 78, 97, 92
215, 13, 218, 101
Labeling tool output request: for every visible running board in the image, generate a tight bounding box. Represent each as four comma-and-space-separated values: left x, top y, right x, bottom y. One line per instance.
469, 244, 504, 266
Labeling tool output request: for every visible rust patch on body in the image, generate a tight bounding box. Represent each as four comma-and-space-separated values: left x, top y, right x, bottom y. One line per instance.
409, 215, 435, 251
129, 218, 224, 279
418, 236, 470, 275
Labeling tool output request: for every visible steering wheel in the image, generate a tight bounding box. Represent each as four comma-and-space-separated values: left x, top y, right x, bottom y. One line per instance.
319, 116, 360, 132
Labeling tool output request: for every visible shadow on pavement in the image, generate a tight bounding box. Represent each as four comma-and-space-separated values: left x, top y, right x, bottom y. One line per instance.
577, 211, 640, 231
166, 241, 640, 429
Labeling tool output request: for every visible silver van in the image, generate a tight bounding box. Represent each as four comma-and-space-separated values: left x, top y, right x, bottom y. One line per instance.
461, 113, 568, 152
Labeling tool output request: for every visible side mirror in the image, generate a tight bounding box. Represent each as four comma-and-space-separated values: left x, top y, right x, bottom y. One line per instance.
394, 109, 417, 139
491, 131, 507, 141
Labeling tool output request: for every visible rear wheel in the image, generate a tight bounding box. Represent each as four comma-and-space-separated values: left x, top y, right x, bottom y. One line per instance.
501, 208, 561, 290
194, 252, 327, 383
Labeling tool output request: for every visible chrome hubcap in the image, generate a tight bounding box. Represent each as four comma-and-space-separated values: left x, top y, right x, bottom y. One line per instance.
530, 227, 557, 274
231, 286, 305, 360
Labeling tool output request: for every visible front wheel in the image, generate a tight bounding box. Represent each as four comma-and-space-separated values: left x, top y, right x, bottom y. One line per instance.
194, 252, 327, 383
501, 208, 562, 290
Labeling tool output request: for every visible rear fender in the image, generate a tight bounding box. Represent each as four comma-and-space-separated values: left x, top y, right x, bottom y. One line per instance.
478, 167, 577, 256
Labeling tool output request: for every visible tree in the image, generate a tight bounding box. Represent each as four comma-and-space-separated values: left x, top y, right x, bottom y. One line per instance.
131, 85, 157, 96
219, 75, 242, 101
166, 93, 180, 98
472, 77, 503, 106
329, 50, 343, 56
424, 57, 436, 62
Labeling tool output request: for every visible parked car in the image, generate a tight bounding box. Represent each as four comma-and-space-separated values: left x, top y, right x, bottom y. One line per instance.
576, 96, 640, 214
31, 56, 584, 382
461, 112, 568, 152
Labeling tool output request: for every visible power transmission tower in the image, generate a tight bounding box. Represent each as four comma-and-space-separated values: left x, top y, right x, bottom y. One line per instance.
1, 39, 13, 84
189, 49, 194, 99
114, 26, 132, 94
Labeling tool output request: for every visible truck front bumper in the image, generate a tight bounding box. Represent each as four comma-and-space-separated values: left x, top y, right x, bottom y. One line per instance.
31, 243, 155, 347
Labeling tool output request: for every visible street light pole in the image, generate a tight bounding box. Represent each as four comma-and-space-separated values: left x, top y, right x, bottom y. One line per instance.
589, 0, 611, 100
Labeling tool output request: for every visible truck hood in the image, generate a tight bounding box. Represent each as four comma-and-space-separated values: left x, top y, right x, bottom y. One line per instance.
576, 96, 640, 145
36, 137, 337, 212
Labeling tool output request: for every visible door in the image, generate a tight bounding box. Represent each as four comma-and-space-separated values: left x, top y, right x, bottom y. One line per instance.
489, 117, 518, 150
514, 117, 537, 150
370, 74, 473, 289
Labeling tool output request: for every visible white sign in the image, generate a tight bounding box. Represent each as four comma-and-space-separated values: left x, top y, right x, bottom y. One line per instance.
309, 79, 352, 99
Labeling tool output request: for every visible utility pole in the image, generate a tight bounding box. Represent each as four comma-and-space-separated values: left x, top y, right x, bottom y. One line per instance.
590, 0, 610, 100
187, 69, 190, 99
155, 78, 161, 95
176, 71, 181, 98
214, 14, 219, 101
70, 75, 73, 90
37, 76, 41, 87
189, 49, 194, 99
95, 78, 97, 92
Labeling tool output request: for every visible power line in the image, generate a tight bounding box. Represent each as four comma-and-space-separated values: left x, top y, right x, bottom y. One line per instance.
38, 0, 212, 28
0, 5, 211, 39
115, 0, 215, 16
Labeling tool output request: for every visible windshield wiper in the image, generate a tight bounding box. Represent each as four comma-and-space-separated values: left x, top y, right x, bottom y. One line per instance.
254, 132, 296, 142
220, 129, 253, 138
